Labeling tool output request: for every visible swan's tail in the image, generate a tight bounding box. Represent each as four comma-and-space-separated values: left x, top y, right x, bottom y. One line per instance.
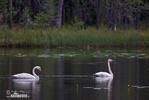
92, 74, 98, 78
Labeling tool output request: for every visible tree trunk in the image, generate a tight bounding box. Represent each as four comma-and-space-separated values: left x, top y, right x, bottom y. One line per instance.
112, 11, 117, 31
106, 1, 113, 29
74, 0, 80, 22
83, 0, 88, 29
62, 4, 65, 26
145, 16, 149, 29
16, 0, 21, 23
96, 0, 100, 29
111, 3, 117, 31
2, 5, 7, 24
134, 4, 141, 30
135, 10, 140, 30
70, 0, 75, 24
57, 0, 64, 28
9, 0, 13, 29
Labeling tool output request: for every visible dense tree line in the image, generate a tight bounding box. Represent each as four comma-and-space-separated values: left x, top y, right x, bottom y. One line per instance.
0, 0, 149, 30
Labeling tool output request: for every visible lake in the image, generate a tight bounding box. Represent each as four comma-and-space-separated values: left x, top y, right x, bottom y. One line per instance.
0, 48, 149, 100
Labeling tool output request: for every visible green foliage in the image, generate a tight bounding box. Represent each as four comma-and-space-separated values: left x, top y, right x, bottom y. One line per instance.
34, 12, 49, 26
33, 0, 57, 26
73, 16, 84, 29
0, 0, 9, 24
21, 7, 31, 24
73, 21, 84, 30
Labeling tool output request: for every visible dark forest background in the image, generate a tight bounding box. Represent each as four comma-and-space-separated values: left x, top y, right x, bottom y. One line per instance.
0, 0, 149, 30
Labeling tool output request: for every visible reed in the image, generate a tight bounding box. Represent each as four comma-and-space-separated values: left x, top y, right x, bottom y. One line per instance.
0, 26, 148, 48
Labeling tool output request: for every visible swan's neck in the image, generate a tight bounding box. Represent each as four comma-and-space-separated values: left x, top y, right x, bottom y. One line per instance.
32, 67, 39, 80
108, 61, 113, 76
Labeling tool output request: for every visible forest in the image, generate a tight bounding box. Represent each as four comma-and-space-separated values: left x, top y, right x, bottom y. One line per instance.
0, 0, 149, 48
0, 0, 149, 30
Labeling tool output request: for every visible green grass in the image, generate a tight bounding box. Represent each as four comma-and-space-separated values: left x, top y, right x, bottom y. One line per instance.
0, 26, 149, 48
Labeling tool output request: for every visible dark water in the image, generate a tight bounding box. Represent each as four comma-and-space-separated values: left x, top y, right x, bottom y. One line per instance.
0, 48, 149, 100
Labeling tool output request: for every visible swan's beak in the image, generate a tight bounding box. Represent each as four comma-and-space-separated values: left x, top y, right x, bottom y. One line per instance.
109, 59, 113, 62
39, 68, 42, 72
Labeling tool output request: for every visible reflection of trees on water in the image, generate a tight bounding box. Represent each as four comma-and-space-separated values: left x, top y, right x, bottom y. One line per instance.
57, 57, 64, 100
112, 58, 149, 100
134, 58, 149, 100
8, 56, 12, 100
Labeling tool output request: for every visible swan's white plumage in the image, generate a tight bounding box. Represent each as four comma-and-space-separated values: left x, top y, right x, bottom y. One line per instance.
13, 73, 36, 79
12, 66, 41, 81
95, 72, 112, 77
94, 59, 113, 78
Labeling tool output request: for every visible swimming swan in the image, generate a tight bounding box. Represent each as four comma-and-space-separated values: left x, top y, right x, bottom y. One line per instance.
12, 66, 41, 81
94, 59, 113, 78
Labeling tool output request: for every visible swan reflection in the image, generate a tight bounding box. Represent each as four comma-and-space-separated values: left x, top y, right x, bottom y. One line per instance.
94, 77, 113, 100
94, 77, 113, 89
13, 79, 40, 100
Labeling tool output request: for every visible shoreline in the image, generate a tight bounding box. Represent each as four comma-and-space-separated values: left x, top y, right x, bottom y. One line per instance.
0, 42, 147, 49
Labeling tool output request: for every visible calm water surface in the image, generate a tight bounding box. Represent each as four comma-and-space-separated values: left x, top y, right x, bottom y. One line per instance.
0, 48, 149, 100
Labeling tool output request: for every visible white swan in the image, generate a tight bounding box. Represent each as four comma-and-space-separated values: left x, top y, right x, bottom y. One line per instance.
94, 59, 113, 78
12, 66, 41, 81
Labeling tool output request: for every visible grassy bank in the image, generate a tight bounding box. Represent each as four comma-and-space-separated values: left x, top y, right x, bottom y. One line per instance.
0, 26, 149, 48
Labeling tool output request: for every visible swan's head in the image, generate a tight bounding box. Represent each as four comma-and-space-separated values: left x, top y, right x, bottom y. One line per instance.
108, 59, 113, 62
35, 66, 42, 72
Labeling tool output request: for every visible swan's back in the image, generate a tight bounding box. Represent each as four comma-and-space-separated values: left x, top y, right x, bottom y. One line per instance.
94, 72, 113, 78
13, 73, 35, 79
